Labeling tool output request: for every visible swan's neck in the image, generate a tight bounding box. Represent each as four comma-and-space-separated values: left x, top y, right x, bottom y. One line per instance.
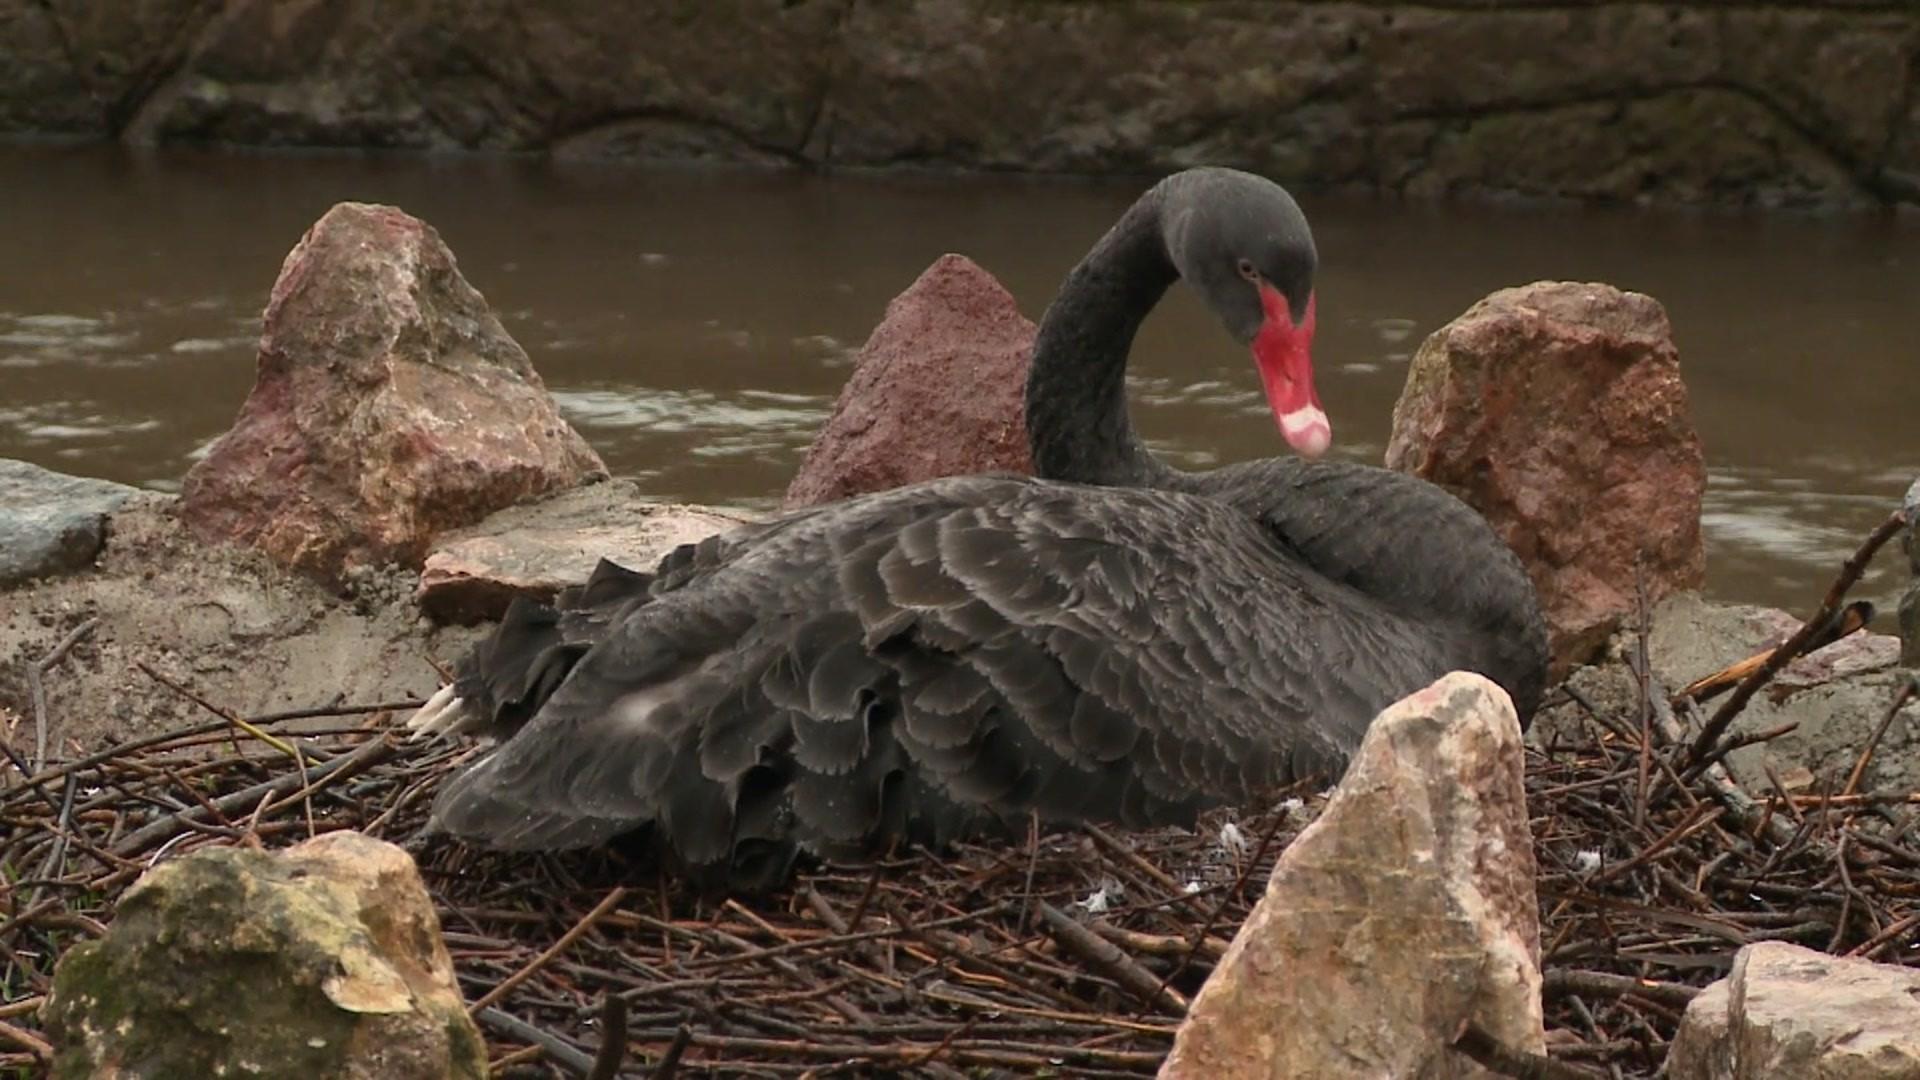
1025, 193, 1180, 488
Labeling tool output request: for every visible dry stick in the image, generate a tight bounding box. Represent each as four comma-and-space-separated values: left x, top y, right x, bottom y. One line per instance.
23, 775, 80, 914
474, 1008, 597, 1075
0, 741, 65, 820
1842, 674, 1920, 797
28, 616, 98, 771
487, 1045, 544, 1072
1146, 804, 1293, 1008
1676, 600, 1873, 706
582, 994, 629, 1080
1452, 1022, 1604, 1080
905, 1013, 984, 1069
1684, 720, 1801, 779
1644, 678, 1800, 852
673, 904, 1002, 972
1037, 901, 1187, 1014
109, 735, 396, 858
1686, 507, 1907, 770
842, 864, 884, 937
647, 1024, 693, 1079
1542, 968, 1700, 1009
1588, 803, 1724, 887
135, 660, 300, 763
8, 714, 302, 796
619, 1028, 1168, 1071
1632, 564, 1653, 829
1018, 811, 1041, 932
470, 886, 628, 1015
1092, 921, 1230, 962
0, 1018, 53, 1065
1083, 823, 1208, 917
1848, 911, 1920, 960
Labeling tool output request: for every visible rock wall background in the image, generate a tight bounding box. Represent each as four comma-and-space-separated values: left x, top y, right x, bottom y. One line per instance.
2, 0, 1917, 210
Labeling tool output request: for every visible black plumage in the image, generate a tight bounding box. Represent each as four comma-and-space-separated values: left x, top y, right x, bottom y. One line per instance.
412, 167, 1549, 889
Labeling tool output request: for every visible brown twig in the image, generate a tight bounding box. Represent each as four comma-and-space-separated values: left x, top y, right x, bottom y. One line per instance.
1038, 901, 1187, 1014
1842, 674, 1920, 797
583, 994, 629, 1080
1453, 1022, 1605, 1080
646, 1023, 693, 1079
28, 616, 98, 770
470, 886, 628, 1014
0, 1018, 54, 1064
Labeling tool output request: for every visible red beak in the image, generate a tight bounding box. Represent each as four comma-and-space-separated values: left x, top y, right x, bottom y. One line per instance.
1251, 286, 1327, 458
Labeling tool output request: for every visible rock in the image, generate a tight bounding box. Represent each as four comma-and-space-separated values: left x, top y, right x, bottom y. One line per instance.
1645, 592, 1911, 794
1385, 282, 1705, 678
177, 201, 606, 584
1667, 979, 1733, 1080
43, 831, 484, 1080
0, 499, 471, 753
1902, 586, 1919, 667
783, 254, 1034, 509
1161, 672, 1543, 1079
1667, 941, 1920, 1079
0, 460, 151, 588
417, 480, 754, 624
0, 0, 98, 133
3, 3, 1916, 210
1902, 478, 1920, 666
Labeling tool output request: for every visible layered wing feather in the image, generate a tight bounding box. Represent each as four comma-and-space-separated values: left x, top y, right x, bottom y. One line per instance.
428, 473, 1479, 884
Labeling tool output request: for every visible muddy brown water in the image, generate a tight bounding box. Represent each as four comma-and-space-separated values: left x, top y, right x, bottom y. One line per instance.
3, 145, 1916, 615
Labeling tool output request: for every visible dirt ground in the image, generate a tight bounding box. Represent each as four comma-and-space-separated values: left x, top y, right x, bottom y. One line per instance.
0, 497, 483, 759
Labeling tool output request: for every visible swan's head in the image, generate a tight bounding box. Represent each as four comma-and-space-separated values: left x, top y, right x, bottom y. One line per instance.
1161, 169, 1325, 458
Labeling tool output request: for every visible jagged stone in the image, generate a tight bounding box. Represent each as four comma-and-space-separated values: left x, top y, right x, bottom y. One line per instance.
43, 831, 484, 1080
1386, 282, 1705, 678
1646, 592, 1913, 796
176, 201, 605, 585
784, 254, 1034, 509
416, 480, 753, 624
0, 459, 150, 588
1161, 671, 1543, 1079
1667, 941, 1920, 1079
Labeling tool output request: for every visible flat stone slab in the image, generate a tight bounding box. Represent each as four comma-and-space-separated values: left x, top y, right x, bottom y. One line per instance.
0, 459, 150, 588
1668, 941, 1920, 1079
416, 480, 756, 624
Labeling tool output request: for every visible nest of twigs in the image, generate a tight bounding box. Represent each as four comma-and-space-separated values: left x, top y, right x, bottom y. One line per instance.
3, 515, 1917, 1079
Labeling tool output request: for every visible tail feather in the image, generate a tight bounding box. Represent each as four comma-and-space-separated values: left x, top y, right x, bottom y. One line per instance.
426, 558, 655, 742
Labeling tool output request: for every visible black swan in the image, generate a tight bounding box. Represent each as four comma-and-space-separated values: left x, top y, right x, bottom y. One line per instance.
409, 168, 1548, 887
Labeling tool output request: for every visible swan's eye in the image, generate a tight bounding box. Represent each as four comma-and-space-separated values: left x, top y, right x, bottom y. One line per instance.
1236, 258, 1259, 282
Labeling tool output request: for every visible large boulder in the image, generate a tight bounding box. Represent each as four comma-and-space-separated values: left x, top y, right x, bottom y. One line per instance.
43, 831, 484, 1080
1667, 941, 1920, 1079
177, 201, 606, 585
416, 479, 754, 624
0, 460, 150, 588
783, 254, 1034, 509
1161, 671, 1543, 1079
1386, 282, 1705, 678
5, 3, 1915, 211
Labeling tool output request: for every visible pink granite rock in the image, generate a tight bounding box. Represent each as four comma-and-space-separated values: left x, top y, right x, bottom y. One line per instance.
178, 202, 606, 584
783, 254, 1034, 509
1386, 282, 1706, 678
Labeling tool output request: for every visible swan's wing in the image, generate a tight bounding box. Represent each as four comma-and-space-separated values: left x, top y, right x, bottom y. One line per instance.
427, 478, 1445, 880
